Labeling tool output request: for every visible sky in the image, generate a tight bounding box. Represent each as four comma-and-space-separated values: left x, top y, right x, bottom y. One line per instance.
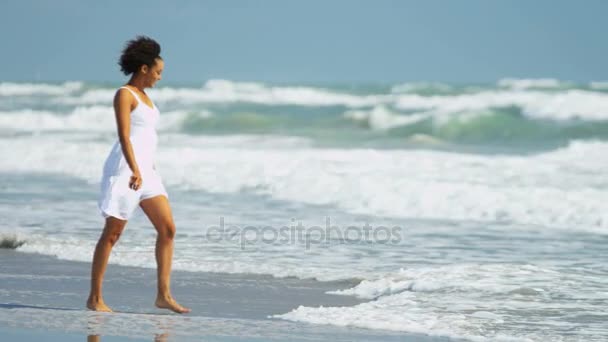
0, 0, 606, 84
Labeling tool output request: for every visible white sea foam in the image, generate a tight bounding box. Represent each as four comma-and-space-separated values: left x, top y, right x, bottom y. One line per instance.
497, 78, 568, 90
275, 263, 598, 341
3, 135, 608, 232
0, 107, 115, 132
0, 81, 83, 96
158, 140, 608, 231
55, 79, 390, 107
275, 304, 530, 342
344, 106, 430, 130
328, 264, 556, 299
0, 107, 208, 133
390, 82, 453, 94
393, 89, 608, 121
194, 79, 386, 106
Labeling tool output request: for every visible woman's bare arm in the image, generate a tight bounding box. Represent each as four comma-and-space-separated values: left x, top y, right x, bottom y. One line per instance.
113, 88, 142, 189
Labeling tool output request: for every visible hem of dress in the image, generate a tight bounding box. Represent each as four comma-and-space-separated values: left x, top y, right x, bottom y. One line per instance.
99, 208, 129, 221
139, 192, 169, 202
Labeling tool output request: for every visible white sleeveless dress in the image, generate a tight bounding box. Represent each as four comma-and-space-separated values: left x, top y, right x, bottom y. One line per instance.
98, 86, 168, 220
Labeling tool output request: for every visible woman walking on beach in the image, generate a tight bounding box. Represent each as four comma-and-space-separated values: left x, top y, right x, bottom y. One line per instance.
87, 36, 190, 314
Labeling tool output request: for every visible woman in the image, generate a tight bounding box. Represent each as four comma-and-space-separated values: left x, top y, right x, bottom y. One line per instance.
87, 36, 190, 314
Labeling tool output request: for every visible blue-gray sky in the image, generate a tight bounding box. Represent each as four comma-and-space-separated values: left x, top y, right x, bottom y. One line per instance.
1, 0, 606, 84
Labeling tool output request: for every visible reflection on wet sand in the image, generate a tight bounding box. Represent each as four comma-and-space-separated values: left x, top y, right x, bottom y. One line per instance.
86, 311, 174, 342
87, 333, 169, 342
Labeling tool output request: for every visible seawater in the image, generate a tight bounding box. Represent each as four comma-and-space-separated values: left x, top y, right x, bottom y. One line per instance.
1, 79, 607, 341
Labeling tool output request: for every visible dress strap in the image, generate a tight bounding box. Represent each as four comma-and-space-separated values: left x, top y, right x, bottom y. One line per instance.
120, 86, 156, 109
120, 86, 142, 104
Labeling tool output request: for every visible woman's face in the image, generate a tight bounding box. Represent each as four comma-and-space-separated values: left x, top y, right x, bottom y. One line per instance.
141, 58, 164, 88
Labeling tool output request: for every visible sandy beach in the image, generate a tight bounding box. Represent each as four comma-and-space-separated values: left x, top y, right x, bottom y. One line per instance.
0, 249, 458, 341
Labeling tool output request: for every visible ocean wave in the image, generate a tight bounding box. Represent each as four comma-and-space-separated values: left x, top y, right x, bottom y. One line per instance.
125, 140, 608, 231
0, 107, 208, 133
497, 78, 571, 90
275, 262, 601, 341
344, 106, 430, 130
342, 105, 608, 144
51, 80, 608, 124
54, 79, 390, 107
0, 107, 115, 132
3, 135, 608, 231
328, 264, 555, 299
7, 104, 608, 147
390, 82, 458, 95
393, 89, 608, 121
4, 80, 608, 145
0, 81, 83, 96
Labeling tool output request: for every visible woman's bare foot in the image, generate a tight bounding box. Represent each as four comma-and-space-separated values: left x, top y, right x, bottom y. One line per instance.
155, 295, 191, 314
86, 295, 113, 312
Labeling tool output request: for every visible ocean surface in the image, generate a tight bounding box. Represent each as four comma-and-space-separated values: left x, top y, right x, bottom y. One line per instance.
1, 78, 608, 341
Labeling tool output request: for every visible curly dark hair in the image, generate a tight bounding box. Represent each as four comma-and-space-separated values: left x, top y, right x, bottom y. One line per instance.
118, 36, 162, 75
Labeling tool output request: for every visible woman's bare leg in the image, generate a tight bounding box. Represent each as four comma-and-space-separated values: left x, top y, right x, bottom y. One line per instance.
139, 195, 190, 313
87, 216, 127, 312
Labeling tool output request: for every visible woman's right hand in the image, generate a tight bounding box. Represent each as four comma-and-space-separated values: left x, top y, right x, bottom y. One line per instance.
129, 169, 143, 191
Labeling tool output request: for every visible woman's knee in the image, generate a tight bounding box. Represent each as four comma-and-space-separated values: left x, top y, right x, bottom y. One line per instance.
157, 222, 176, 240
101, 219, 126, 246
107, 230, 122, 245
100, 228, 123, 246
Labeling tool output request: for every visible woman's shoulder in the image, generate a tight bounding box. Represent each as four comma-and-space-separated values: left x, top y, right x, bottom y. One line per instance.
115, 86, 136, 100
116, 85, 134, 94
113, 86, 139, 109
